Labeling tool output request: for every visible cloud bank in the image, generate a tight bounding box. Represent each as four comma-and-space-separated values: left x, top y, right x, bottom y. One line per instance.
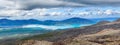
0, 7, 120, 20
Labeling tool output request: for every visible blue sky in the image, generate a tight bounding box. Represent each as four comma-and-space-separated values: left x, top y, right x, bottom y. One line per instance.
0, 0, 120, 21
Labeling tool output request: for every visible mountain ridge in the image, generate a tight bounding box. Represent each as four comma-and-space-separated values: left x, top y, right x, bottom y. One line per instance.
0, 17, 94, 26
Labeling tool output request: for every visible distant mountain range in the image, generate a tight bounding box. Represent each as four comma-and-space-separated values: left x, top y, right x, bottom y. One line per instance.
0, 17, 94, 27
1, 18, 120, 45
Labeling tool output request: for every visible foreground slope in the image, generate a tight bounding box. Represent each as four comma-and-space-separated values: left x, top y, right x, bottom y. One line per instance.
67, 29, 120, 45
20, 29, 120, 45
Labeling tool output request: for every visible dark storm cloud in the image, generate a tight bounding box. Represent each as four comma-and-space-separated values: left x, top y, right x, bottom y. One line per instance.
64, 0, 120, 6
8, 0, 86, 10
7, 0, 120, 10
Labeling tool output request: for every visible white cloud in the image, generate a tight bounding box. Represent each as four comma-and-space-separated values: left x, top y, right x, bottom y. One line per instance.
0, 7, 120, 20
0, 10, 21, 15
0, 0, 19, 10
104, 9, 113, 15
49, 12, 62, 16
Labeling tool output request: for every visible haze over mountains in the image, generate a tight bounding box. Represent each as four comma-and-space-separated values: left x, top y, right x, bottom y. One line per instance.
0, 17, 119, 27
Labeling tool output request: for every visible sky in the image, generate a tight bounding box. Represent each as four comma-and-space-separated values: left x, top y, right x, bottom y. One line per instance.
0, 0, 120, 20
